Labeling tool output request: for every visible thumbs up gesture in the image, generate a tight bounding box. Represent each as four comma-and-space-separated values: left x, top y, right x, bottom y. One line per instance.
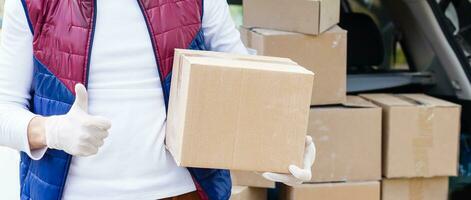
44, 84, 112, 156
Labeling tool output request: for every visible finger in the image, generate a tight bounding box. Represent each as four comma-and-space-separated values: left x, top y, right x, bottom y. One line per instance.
289, 165, 311, 181
93, 129, 109, 140
262, 172, 292, 183
73, 83, 88, 112
283, 179, 304, 187
76, 145, 98, 157
84, 134, 105, 147
305, 135, 313, 145
304, 136, 317, 168
262, 172, 302, 186
83, 116, 112, 130
90, 138, 105, 148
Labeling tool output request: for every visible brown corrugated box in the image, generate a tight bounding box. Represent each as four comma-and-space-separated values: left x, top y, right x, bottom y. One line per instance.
166, 49, 314, 173
231, 171, 275, 189
230, 186, 267, 200
243, 0, 340, 35
361, 94, 461, 178
280, 181, 380, 200
308, 96, 382, 182
240, 26, 346, 106
382, 177, 449, 200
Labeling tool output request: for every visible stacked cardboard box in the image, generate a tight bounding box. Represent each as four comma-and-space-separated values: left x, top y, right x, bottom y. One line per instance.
293, 95, 382, 199
241, 0, 384, 199
243, 0, 340, 35
307, 96, 382, 183
382, 177, 449, 200
230, 186, 267, 200
280, 181, 380, 200
240, 26, 347, 105
241, 0, 346, 106
361, 94, 461, 200
229, 171, 272, 200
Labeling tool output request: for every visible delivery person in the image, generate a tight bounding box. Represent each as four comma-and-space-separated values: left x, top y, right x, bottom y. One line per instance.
0, 0, 315, 199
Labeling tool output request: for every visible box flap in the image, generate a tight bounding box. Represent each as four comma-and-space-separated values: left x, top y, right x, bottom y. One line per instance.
398, 94, 459, 107
250, 28, 301, 36
182, 55, 314, 75
360, 94, 415, 107
314, 96, 378, 109
361, 93, 459, 108
175, 49, 297, 65
343, 96, 379, 108
249, 25, 346, 37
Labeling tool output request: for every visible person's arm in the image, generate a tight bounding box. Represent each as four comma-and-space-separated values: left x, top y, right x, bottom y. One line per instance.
0, 0, 111, 159
0, 0, 47, 159
202, 0, 249, 55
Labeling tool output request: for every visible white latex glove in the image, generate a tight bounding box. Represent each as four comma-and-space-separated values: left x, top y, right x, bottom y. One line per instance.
44, 84, 112, 157
262, 136, 316, 186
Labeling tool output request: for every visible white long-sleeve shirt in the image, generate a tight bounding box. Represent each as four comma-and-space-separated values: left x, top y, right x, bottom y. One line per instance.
0, 0, 248, 199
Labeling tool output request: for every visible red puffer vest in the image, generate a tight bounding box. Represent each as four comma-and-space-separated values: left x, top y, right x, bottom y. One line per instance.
19, 0, 231, 199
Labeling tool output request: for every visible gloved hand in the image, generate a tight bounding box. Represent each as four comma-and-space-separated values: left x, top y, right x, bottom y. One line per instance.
44, 84, 112, 156
262, 136, 316, 186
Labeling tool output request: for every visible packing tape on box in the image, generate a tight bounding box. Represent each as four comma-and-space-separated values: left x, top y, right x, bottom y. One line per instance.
413, 107, 434, 176
409, 179, 425, 200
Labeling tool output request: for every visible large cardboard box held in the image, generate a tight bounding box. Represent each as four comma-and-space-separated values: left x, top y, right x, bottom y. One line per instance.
308, 96, 381, 182
280, 181, 380, 200
231, 171, 275, 188
166, 49, 314, 173
230, 186, 266, 200
240, 26, 347, 106
243, 0, 340, 35
382, 177, 449, 200
361, 94, 461, 178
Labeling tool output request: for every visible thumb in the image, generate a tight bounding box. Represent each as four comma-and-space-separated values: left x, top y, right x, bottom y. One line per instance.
73, 83, 88, 112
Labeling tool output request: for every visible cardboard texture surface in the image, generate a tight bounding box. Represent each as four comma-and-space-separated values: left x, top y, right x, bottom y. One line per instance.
240, 26, 347, 106
231, 171, 275, 189
361, 94, 461, 178
382, 177, 449, 200
281, 181, 380, 200
230, 186, 267, 200
243, 0, 340, 35
308, 96, 382, 182
166, 49, 314, 173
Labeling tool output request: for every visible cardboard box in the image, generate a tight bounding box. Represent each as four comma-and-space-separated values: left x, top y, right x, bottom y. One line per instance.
231, 171, 275, 189
241, 26, 347, 106
166, 49, 314, 173
308, 96, 382, 182
230, 186, 267, 200
243, 0, 340, 35
382, 177, 449, 200
280, 181, 380, 200
361, 94, 461, 178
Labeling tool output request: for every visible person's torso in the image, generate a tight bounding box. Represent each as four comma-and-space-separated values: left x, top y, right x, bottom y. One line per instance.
20, 0, 232, 198
62, 1, 195, 199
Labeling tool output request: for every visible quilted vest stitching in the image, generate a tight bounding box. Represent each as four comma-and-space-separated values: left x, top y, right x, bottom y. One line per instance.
19, 0, 231, 200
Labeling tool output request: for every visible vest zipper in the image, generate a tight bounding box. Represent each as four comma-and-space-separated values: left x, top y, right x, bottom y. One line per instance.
58, 0, 98, 199
136, 0, 168, 106
84, 0, 98, 88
